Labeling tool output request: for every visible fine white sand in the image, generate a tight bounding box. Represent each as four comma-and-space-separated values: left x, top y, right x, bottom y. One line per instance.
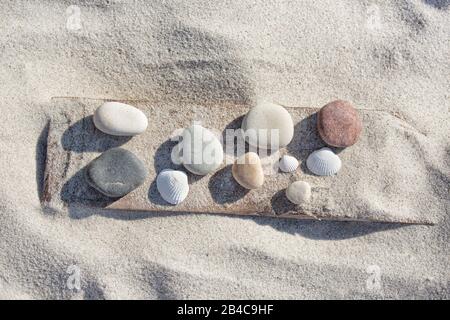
0, 0, 449, 299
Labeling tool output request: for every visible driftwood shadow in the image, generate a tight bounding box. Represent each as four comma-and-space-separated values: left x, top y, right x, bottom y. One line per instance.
423, 0, 450, 9
61, 115, 131, 153
208, 165, 249, 204
253, 216, 407, 240
36, 120, 50, 201
68, 206, 195, 221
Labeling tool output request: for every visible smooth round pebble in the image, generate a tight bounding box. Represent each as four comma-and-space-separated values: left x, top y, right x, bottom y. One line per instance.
286, 181, 311, 204
93, 101, 148, 136
317, 100, 362, 147
85, 148, 148, 198
242, 101, 294, 150
232, 152, 264, 189
178, 124, 224, 175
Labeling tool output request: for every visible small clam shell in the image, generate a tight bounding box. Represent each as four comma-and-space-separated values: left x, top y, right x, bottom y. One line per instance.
279, 155, 299, 173
306, 147, 341, 176
156, 169, 189, 205
286, 181, 311, 204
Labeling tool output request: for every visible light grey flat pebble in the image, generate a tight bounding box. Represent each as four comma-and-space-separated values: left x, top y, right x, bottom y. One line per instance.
85, 148, 148, 198
178, 124, 224, 175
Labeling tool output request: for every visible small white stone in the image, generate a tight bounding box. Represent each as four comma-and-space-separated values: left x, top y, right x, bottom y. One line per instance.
286, 181, 311, 204
93, 102, 148, 136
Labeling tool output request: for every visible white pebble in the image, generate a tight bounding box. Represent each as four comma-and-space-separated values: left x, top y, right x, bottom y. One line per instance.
242, 101, 294, 150
286, 181, 311, 204
93, 102, 148, 136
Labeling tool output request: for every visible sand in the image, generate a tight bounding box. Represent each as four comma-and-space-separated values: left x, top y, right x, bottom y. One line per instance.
0, 0, 449, 299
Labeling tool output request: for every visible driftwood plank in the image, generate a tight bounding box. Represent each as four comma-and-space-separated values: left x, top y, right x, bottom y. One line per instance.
42, 98, 437, 224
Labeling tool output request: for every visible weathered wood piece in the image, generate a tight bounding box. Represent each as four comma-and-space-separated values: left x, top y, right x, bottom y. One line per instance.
42, 98, 437, 224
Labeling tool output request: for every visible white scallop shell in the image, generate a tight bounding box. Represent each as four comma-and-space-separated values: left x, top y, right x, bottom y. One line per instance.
156, 169, 189, 205
306, 148, 341, 176
279, 155, 299, 173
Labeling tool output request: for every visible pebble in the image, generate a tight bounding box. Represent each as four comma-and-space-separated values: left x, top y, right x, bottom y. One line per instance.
93, 101, 148, 136
286, 181, 311, 204
179, 124, 223, 175
317, 100, 362, 147
242, 101, 294, 150
85, 148, 148, 198
232, 152, 265, 189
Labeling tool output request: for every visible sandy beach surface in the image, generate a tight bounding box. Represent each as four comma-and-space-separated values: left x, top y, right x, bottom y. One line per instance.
0, 0, 449, 299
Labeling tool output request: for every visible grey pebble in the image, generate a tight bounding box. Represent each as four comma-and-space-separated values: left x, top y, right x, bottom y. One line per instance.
85, 148, 148, 198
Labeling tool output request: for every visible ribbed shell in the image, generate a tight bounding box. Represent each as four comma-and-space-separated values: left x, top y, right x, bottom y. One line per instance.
306, 148, 341, 176
279, 155, 299, 173
156, 169, 189, 205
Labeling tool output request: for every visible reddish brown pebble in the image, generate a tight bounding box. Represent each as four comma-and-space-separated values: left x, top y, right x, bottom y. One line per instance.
317, 100, 362, 147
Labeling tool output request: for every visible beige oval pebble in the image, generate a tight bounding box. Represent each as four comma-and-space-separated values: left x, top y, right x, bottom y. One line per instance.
232, 152, 264, 189
242, 101, 294, 150
94, 102, 148, 136
286, 181, 311, 204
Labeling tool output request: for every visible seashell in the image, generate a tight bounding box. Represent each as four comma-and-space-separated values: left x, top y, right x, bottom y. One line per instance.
286, 181, 311, 204
242, 101, 294, 150
93, 101, 148, 136
317, 100, 362, 147
156, 169, 189, 205
306, 147, 341, 176
279, 155, 299, 173
232, 152, 265, 189
178, 124, 224, 175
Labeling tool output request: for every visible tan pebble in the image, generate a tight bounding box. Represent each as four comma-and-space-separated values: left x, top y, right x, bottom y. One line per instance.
232, 152, 265, 189
286, 181, 311, 204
